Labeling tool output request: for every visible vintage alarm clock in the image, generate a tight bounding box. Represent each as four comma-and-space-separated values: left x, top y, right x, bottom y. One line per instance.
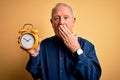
18, 23, 39, 49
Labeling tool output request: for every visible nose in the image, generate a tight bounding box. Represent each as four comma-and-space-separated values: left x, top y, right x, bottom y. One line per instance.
59, 17, 65, 25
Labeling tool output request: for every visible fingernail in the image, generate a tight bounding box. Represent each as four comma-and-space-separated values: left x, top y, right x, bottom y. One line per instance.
58, 27, 60, 30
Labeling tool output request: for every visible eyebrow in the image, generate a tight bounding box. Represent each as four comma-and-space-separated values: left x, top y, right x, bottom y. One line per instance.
53, 15, 70, 17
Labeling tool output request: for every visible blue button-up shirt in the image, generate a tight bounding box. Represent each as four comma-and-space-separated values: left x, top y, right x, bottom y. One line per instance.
26, 36, 101, 80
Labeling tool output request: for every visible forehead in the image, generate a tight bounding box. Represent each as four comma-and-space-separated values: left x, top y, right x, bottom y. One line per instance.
52, 5, 72, 17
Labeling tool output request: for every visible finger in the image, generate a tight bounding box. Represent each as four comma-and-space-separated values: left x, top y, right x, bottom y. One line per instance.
27, 49, 35, 54
36, 44, 40, 52
59, 28, 69, 44
63, 25, 72, 35
59, 25, 68, 37
38, 37, 41, 43
59, 26, 66, 39
60, 25, 74, 38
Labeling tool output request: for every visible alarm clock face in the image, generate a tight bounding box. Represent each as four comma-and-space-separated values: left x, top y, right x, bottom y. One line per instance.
21, 33, 35, 49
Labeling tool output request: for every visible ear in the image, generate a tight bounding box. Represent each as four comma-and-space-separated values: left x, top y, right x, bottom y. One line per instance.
50, 19, 54, 28
50, 19, 53, 23
73, 17, 76, 23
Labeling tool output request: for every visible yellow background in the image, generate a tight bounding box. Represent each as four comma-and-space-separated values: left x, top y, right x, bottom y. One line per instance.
0, 0, 120, 80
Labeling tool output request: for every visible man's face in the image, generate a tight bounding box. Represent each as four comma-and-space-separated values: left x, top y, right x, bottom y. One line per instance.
51, 5, 76, 38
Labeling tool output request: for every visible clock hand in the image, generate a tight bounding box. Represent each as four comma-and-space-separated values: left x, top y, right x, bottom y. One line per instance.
28, 38, 31, 41
23, 38, 27, 41
26, 38, 31, 42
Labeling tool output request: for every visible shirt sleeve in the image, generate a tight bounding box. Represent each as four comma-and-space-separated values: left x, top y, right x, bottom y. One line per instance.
26, 54, 41, 79
72, 40, 102, 80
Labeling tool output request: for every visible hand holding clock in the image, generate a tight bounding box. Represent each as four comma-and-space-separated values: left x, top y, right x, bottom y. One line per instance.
26, 40, 41, 57
20, 34, 40, 57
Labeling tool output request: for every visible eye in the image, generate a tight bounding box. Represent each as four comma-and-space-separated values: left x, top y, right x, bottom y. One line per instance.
64, 16, 69, 20
53, 17, 60, 21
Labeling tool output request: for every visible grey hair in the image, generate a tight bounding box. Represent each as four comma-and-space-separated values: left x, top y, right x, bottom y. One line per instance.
51, 3, 75, 18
